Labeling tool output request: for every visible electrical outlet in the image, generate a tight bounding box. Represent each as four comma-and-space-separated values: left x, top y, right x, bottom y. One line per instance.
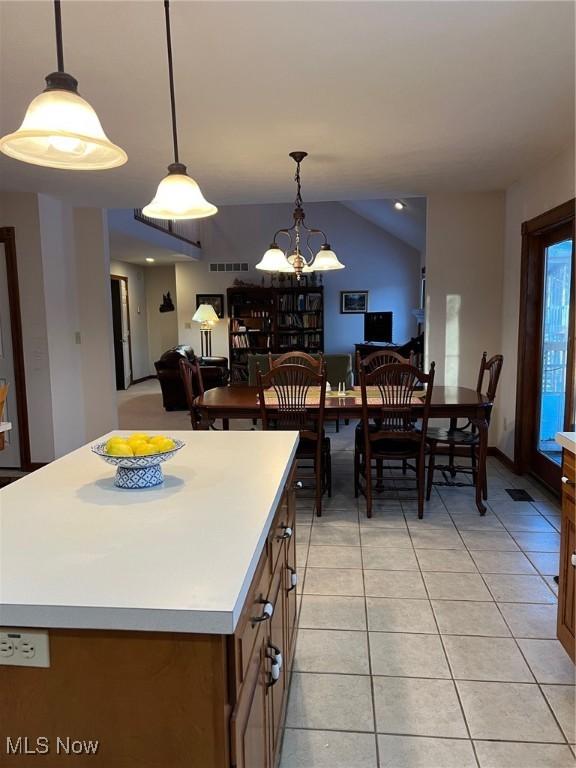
0, 629, 50, 668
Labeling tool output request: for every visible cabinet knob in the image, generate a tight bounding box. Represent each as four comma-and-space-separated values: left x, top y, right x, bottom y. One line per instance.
278, 526, 293, 540
571, 553, 576, 567
561, 476, 575, 486
287, 566, 298, 591
294, 481, 303, 489
253, 600, 274, 623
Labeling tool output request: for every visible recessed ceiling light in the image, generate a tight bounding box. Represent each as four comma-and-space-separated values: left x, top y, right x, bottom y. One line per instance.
145, 257, 155, 263
394, 200, 406, 211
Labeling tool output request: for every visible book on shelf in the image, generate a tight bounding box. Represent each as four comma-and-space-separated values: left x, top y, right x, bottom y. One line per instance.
277, 293, 322, 312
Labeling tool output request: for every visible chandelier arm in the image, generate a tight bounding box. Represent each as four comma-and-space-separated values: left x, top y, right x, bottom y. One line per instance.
164, 0, 180, 164
53, 0, 65, 72
272, 228, 296, 248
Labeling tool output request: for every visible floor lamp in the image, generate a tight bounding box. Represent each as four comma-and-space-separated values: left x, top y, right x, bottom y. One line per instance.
192, 304, 219, 357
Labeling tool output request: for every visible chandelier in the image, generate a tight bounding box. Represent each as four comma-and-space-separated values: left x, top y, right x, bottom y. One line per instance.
256, 151, 344, 280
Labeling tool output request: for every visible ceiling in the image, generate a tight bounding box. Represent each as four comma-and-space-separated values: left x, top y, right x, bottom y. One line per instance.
0, 1, 573, 208
343, 198, 427, 251
109, 231, 195, 266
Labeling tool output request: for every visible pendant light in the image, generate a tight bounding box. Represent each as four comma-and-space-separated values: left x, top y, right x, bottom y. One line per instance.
0, 1, 127, 170
143, 1, 217, 220
256, 151, 344, 280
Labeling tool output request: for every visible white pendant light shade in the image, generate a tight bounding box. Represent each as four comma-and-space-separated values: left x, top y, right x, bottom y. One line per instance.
256, 245, 293, 272
142, 163, 218, 220
0, 81, 127, 170
312, 245, 345, 271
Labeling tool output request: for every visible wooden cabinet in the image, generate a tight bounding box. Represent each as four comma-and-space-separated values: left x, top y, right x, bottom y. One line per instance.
558, 448, 576, 662
0, 462, 298, 768
231, 463, 297, 768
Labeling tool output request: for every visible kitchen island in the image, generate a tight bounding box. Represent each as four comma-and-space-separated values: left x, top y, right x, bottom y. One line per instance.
555, 431, 575, 663
0, 430, 299, 767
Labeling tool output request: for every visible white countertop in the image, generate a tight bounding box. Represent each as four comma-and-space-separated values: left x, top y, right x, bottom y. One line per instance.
0, 422, 12, 434
0, 430, 298, 634
556, 432, 576, 454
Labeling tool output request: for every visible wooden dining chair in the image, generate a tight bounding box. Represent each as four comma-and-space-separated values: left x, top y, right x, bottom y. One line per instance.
179, 357, 205, 430
355, 349, 412, 378
355, 362, 435, 519
270, 351, 323, 371
257, 362, 331, 516
356, 349, 414, 474
426, 352, 503, 500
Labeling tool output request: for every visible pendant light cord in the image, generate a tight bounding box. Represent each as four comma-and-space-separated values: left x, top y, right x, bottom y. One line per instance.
164, 0, 180, 164
53, 0, 65, 72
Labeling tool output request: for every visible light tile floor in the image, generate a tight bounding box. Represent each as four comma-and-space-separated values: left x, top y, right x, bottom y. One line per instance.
118, 383, 575, 767
281, 424, 576, 768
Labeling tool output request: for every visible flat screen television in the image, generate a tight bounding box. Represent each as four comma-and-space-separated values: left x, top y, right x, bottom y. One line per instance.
364, 311, 393, 343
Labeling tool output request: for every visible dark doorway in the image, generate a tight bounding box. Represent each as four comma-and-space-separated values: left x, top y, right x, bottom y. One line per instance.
516, 199, 575, 491
110, 275, 133, 391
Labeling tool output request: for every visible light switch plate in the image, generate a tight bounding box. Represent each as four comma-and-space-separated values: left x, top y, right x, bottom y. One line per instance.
0, 628, 50, 667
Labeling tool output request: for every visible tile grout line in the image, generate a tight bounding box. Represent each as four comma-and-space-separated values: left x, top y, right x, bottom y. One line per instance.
451, 494, 572, 747
405, 494, 482, 768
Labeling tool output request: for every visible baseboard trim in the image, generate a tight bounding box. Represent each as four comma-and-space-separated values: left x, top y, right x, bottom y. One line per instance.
488, 447, 518, 474
131, 375, 157, 385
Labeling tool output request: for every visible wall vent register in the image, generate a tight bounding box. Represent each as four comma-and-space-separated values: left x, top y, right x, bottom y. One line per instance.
209, 263, 249, 273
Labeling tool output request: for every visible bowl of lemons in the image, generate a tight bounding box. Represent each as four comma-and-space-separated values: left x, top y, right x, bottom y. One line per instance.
91, 433, 184, 489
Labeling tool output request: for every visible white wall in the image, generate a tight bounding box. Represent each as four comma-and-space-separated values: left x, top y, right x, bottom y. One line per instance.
425, 192, 506, 403
0, 191, 55, 463
0, 191, 117, 463
175, 202, 421, 357
74, 208, 117, 442
497, 146, 575, 459
109, 260, 152, 380
146, 265, 178, 367
38, 194, 86, 457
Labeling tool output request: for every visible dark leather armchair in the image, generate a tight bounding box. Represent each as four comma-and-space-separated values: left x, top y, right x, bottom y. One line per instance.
154, 345, 229, 411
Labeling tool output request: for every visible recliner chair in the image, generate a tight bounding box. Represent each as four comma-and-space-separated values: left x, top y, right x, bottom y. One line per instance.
154, 345, 229, 411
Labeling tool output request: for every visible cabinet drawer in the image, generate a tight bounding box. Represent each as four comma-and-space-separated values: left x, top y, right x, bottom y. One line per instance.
562, 449, 575, 513
233, 546, 273, 689
268, 489, 296, 572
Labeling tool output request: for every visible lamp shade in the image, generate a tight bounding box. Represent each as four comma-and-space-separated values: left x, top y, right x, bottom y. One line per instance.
0, 85, 127, 170
143, 163, 218, 221
192, 304, 219, 324
312, 245, 345, 271
255, 246, 293, 272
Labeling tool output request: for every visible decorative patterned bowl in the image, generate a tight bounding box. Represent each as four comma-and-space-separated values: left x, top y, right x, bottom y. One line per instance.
91, 439, 185, 489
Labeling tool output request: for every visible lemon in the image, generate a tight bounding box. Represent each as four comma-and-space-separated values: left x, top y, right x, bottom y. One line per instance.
157, 438, 176, 453
106, 443, 134, 457
129, 432, 149, 442
106, 436, 128, 448
133, 442, 157, 456
149, 435, 167, 447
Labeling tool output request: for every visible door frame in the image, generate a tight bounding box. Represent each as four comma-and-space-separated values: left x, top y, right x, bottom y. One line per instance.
515, 198, 575, 489
0, 227, 32, 470
110, 274, 133, 389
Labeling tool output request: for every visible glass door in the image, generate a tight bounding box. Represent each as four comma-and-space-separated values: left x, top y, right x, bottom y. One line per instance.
532, 225, 575, 487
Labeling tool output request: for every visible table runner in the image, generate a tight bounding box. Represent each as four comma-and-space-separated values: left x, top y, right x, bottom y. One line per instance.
262, 386, 424, 406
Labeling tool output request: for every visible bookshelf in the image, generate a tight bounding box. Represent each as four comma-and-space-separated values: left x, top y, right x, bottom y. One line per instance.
227, 286, 324, 381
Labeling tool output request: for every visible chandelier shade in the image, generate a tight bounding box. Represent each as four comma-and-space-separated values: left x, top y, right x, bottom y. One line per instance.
0, 3, 126, 170
143, 0, 217, 221
256, 151, 344, 279
256, 245, 294, 272
311, 245, 345, 271
143, 163, 217, 220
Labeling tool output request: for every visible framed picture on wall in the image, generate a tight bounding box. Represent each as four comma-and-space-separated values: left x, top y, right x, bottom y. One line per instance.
196, 294, 225, 319
340, 291, 369, 314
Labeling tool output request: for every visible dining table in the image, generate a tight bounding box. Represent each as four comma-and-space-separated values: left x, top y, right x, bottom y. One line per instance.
194, 385, 493, 515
